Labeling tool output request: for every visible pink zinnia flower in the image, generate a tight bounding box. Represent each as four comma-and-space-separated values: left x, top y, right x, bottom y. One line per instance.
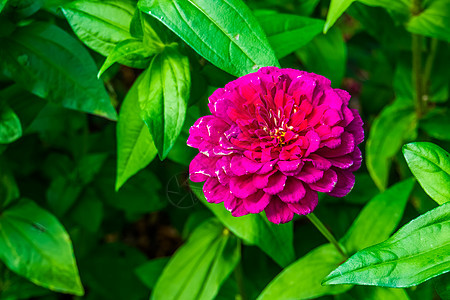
188, 67, 364, 224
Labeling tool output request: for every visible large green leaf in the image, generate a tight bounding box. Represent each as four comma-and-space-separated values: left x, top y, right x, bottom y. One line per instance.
323, 203, 450, 287
257, 13, 324, 59
295, 27, 346, 87
138, 0, 279, 77
0, 199, 84, 295
366, 102, 417, 190
98, 38, 156, 78
116, 73, 157, 190
341, 178, 415, 254
62, 0, 135, 56
407, 0, 450, 42
0, 104, 22, 144
0, 23, 116, 120
138, 48, 190, 159
191, 182, 295, 268
403, 142, 450, 205
135, 257, 169, 290
258, 244, 351, 299
152, 218, 240, 300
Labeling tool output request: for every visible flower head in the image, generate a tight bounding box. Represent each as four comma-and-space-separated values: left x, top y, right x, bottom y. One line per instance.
188, 67, 364, 224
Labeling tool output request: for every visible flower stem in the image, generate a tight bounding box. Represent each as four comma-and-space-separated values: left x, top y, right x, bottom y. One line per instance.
422, 38, 439, 97
234, 259, 248, 300
307, 213, 348, 259
412, 33, 425, 118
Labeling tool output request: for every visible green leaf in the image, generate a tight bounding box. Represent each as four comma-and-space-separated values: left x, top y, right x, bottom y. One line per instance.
403, 142, 450, 205
62, 0, 135, 56
350, 286, 410, 300
191, 182, 295, 268
257, 244, 351, 300
116, 73, 157, 190
257, 13, 324, 59
0, 23, 117, 120
138, 48, 190, 159
135, 257, 169, 289
435, 273, 450, 300
341, 178, 415, 254
6, 0, 43, 18
0, 264, 50, 300
407, 0, 450, 42
366, 102, 417, 190
295, 27, 346, 87
323, 203, 450, 288
98, 38, 157, 78
70, 189, 103, 233
138, 0, 279, 77
0, 199, 84, 295
152, 218, 240, 300
0, 0, 8, 14
0, 104, 21, 144
324, 0, 409, 33
0, 164, 19, 208
420, 109, 450, 141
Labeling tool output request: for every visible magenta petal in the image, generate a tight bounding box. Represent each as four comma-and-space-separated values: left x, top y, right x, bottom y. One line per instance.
189, 153, 218, 182
277, 160, 304, 176
328, 169, 355, 197
278, 177, 306, 203
230, 175, 257, 198
288, 187, 318, 215
304, 130, 321, 157
295, 163, 324, 183
203, 178, 232, 204
348, 147, 362, 172
347, 109, 364, 145
224, 196, 249, 217
327, 155, 354, 169
230, 156, 263, 176
243, 190, 271, 213
309, 169, 338, 192
318, 132, 355, 158
187, 116, 214, 148
253, 170, 277, 189
263, 172, 287, 195
264, 197, 294, 224
257, 160, 279, 174
304, 154, 332, 170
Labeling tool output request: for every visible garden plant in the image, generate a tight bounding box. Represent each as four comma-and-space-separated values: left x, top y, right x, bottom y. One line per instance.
0, 0, 449, 299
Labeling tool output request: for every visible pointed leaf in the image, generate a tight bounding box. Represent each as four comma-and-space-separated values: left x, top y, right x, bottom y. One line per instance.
257, 13, 324, 59
341, 178, 415, 254
366, 102, 417, 190
0, 199, 84, 295
138, 0, 279, 77
62, 0, 135, 56
116, 73, 157, 190
0, 104, 22, 144
324, 203, 450, 287
258, 244, 351, 300
403, 142, 450, 205
191, 182, 295, 268
138, 48, 190, 159
0, 23, 117, 120
407, 0, 450, 42
152, 218, 240, 300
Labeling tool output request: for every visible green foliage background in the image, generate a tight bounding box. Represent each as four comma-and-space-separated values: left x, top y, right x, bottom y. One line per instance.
0, 0, 449, 299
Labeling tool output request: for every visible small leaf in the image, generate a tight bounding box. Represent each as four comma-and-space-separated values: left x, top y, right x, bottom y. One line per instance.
407, 0, 450, 42
135, 257, 169, 290
257, 13, 324, 59
152, 218, 240, 300
191, 182, 295, 268
403, 142, 450, 205
98, 38, 157, 78
0, 104, 22, 144
324, 203, 450, 288
420, 109, 450, 141
116, 73, 157, 190
138, 48, 190, 159
0, 23, 117, 120
295, 27, 346, 87
257, 244, 351, 300
138, 0, 279, 77
366, 101, 417, 190
62, 0, 135, 56
0, 162, 19, 208
0, 199, 84, 295
341, 178, 415, 254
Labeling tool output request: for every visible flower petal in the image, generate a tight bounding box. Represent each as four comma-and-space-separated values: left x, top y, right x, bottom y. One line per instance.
243, 190, 271, 213
309, 169, 338, 192
288, 187, 318, 215
264, 197, 294, 224
278, 177, 306, 203
203, 178, 233, 204
263, 172, 287, 195
230, 175, 257, 198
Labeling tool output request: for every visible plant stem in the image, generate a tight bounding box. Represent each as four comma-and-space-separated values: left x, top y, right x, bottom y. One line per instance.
234, 259, 248, 300
412, 34, 425, 118
307, 213, 348, 259
422, 38, 439, 97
